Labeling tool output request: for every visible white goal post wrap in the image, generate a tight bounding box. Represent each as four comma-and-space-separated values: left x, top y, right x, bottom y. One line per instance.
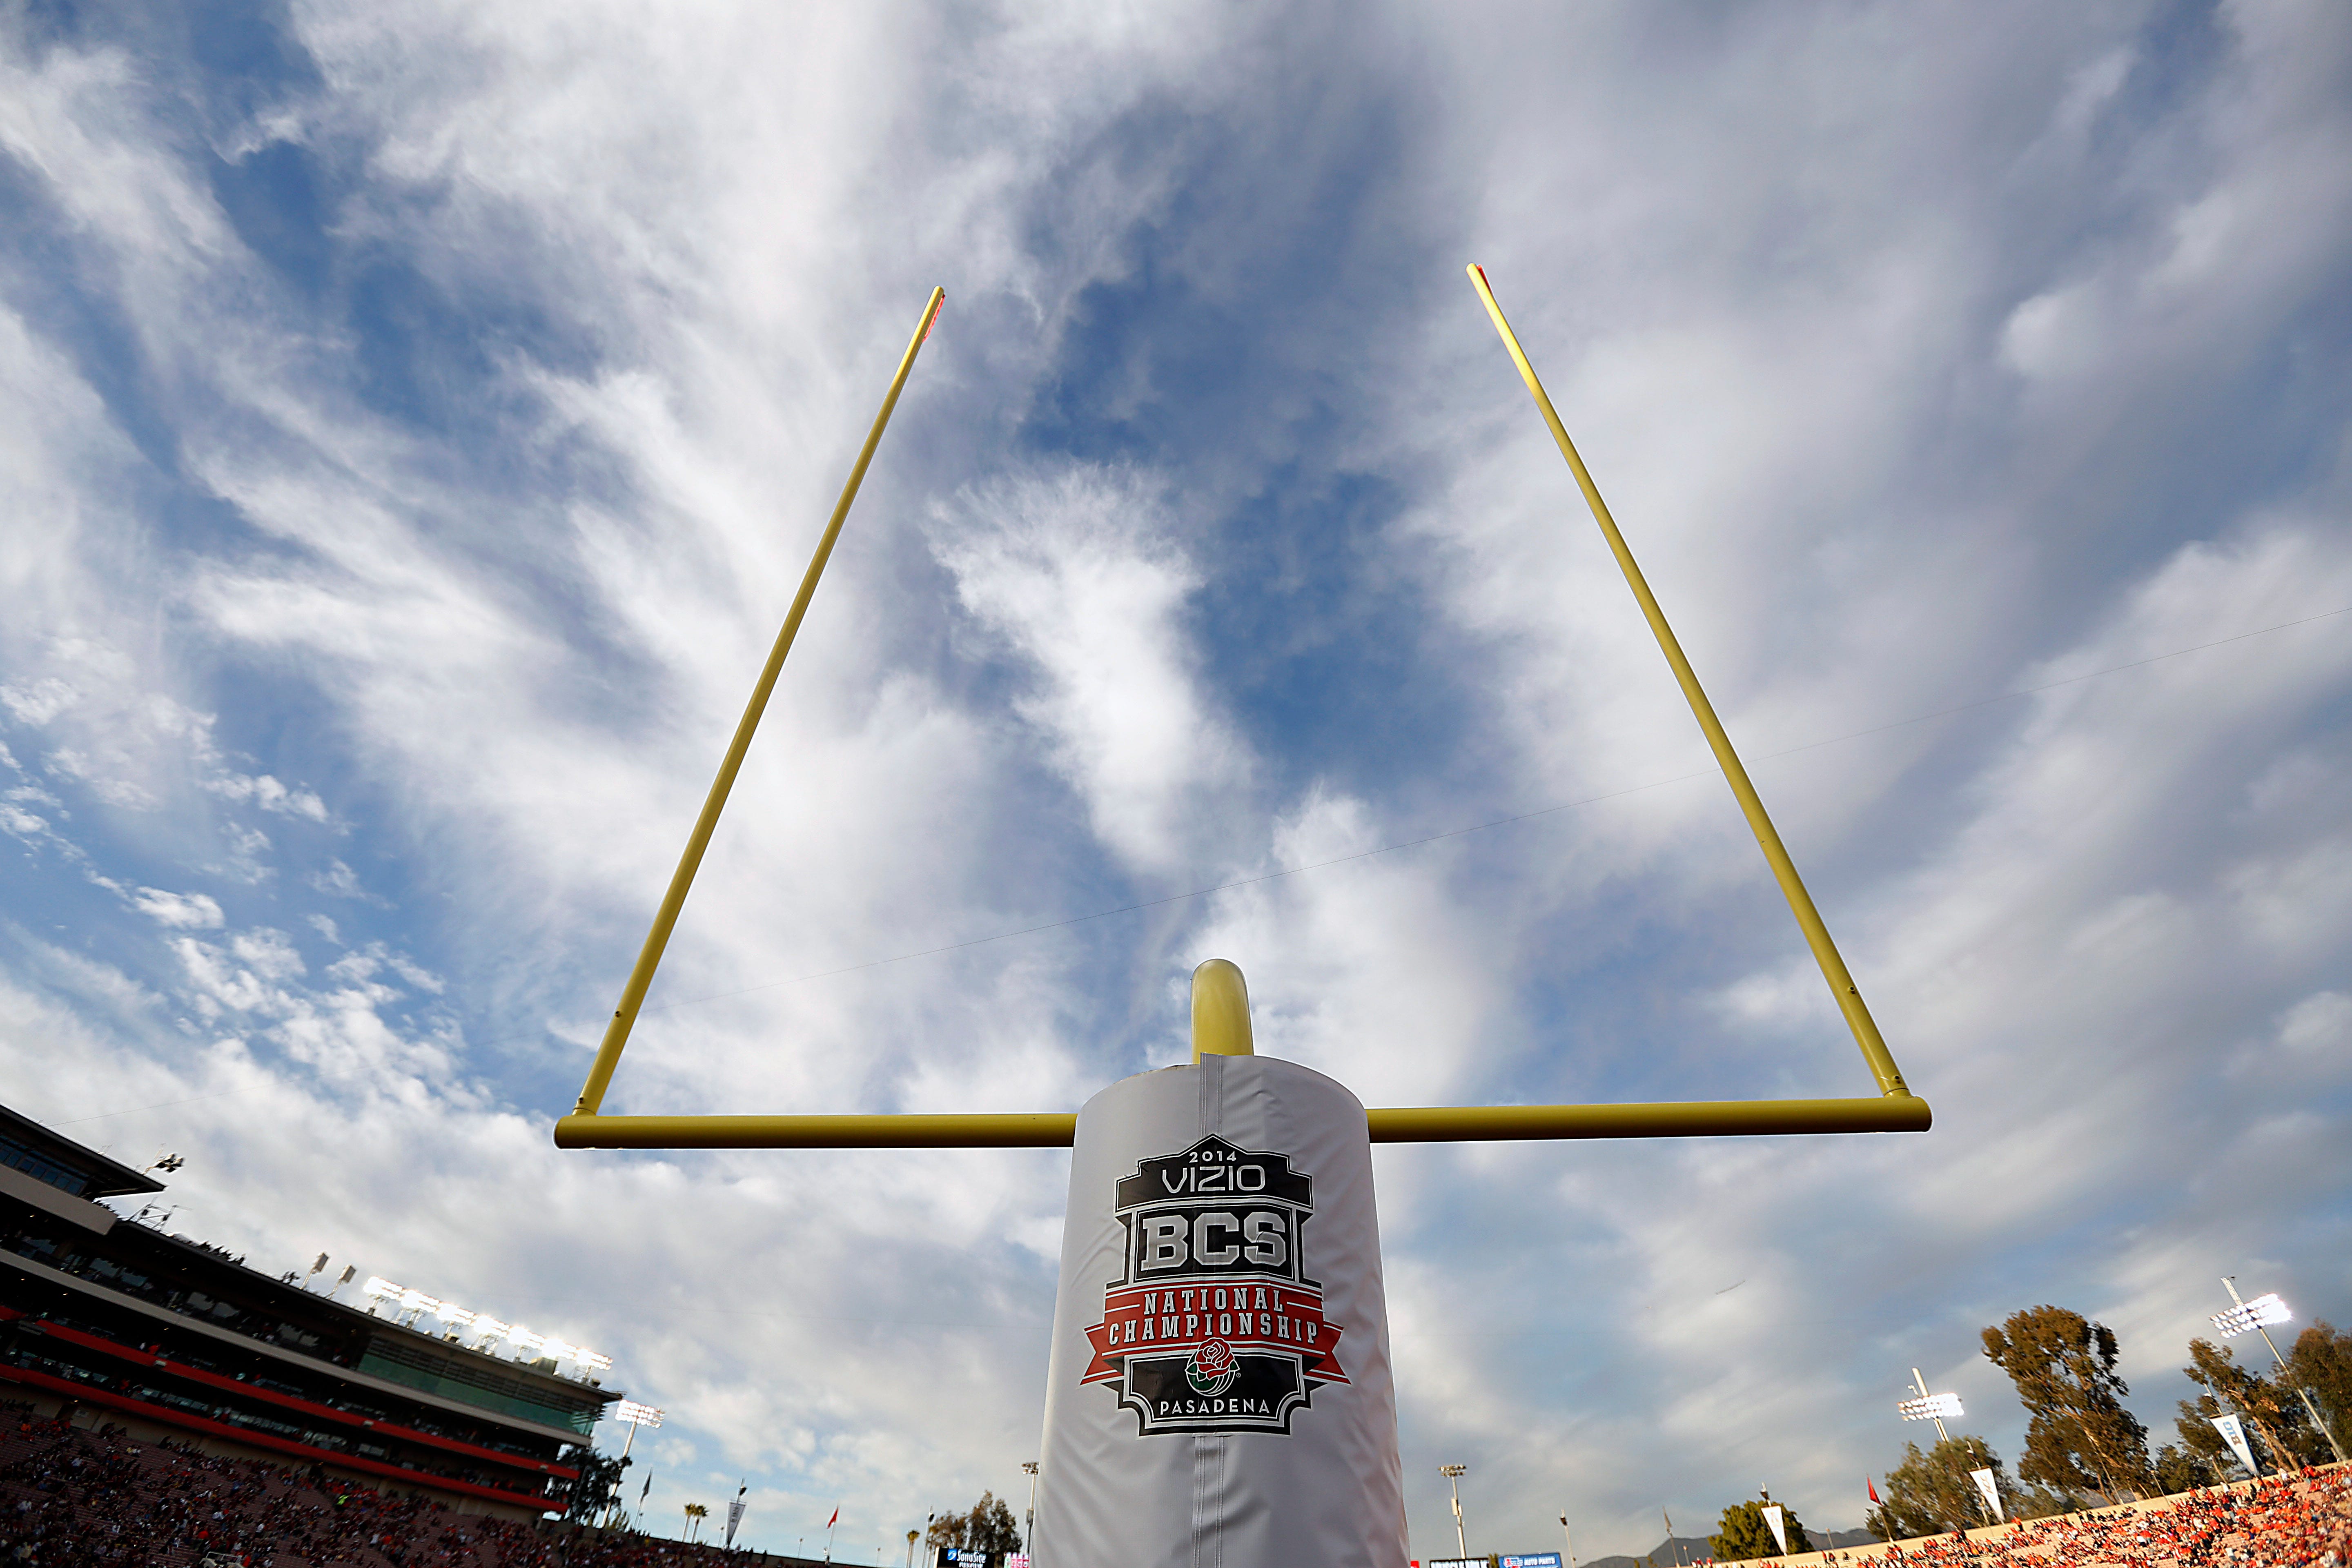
1033, 1052, 1407, 1568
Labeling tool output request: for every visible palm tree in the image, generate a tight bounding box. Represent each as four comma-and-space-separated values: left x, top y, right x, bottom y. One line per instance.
685, 1502, 710, 1542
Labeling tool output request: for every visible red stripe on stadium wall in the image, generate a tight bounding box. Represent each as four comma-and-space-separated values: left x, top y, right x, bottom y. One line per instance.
0, 1362, 562, 1513
26, 1318, 579, 1478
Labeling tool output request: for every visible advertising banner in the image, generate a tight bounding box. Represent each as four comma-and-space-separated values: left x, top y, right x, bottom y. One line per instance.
2212, 1414, 2259, 1476
1031, 1053, 1406, 1568
1501, 1554, 1564, 1567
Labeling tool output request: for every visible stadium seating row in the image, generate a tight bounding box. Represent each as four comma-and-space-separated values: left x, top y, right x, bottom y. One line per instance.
0, 1404, 811, 1568
4, 1399, 2346, 1568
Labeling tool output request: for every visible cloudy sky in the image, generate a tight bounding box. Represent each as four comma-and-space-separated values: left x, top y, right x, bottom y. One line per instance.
5, 0, 2351, 1557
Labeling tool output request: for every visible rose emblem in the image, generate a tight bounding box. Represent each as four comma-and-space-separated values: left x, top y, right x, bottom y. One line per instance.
1186, 1338, 1240, 1396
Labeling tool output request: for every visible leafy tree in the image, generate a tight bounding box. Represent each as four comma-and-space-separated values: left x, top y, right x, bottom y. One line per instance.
927, 1507, 971, 1554
2150, 1443, 2219, 1496
1865, 1436, 2014, 1539
1709, 1499, 1812, 1560
1982, 1306, 2152, 1503
2179, 1337, 2319, 1469
927, 1492, 1022, 1563
967, 1493, 1022, 1557
561, 1444, 629, 1524
2287, 1320, 2352, 1459
2011, 1481, 2085, 1521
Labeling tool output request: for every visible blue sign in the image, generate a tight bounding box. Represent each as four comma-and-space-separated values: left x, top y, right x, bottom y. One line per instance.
1502, 1556, 1564, 1568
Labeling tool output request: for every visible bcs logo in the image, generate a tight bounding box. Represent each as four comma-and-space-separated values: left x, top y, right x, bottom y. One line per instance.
1082, 1135, 1348, 1436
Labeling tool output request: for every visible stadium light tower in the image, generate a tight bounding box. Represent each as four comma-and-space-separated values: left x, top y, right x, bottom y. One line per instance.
599, 1401, 661, 1529
2215, 1278, 2348, 1464
612, 1399, 663, 1461
1440, 1465, 1470, 1560
1021, 1461, 1040, 1563
1898, 1369, 1962, 1444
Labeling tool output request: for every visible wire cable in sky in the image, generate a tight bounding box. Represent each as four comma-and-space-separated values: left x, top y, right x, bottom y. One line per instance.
53, 1087, 267, 1127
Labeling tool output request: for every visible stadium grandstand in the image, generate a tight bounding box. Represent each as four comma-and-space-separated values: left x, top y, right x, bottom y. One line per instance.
4, 1105, 2345, 1567
0, 1402, 2344, 1568
0, 1401, 835, 1567
0, 1102, 612, 1520
1782, 1463, 2352, 1565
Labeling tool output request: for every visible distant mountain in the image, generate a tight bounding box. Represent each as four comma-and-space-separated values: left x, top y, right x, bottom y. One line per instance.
1571, 1525, 1878, 1567
1576, 1535, 1715, 1568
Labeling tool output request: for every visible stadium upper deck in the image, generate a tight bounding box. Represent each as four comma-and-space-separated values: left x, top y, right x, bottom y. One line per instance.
0, 1102, 616, 1520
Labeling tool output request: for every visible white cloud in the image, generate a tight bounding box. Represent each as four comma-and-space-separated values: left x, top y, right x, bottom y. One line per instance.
203, 772, 330, 822
2276, 989, 2350, 1057
938, 463, 1250, 875
131, 887, 225, 929
0, 678, 78, 726
308, 861, 377, 900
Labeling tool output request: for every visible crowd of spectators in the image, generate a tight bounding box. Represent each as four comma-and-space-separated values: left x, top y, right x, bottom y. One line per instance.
4, 1398, 2346, 1568
1787, 1463, 2351, 1566
0, 1404, 793, 1568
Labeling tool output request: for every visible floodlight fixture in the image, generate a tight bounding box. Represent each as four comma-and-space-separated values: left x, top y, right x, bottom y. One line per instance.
347, 1276, 605, 1373
1900, 1369, 1959, 1443
2212, 1294, 2290, 1339
615, 1400, 664, 1427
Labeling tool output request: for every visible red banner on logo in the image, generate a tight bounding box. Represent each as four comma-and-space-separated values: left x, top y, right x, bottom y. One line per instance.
1082, 1277, 1347, 1384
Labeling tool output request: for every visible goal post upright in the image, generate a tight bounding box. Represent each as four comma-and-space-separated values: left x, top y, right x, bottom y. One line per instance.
569, 287, 945, 1123
553, 274, 1929, 1153
1465, 263, 1911, 1103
